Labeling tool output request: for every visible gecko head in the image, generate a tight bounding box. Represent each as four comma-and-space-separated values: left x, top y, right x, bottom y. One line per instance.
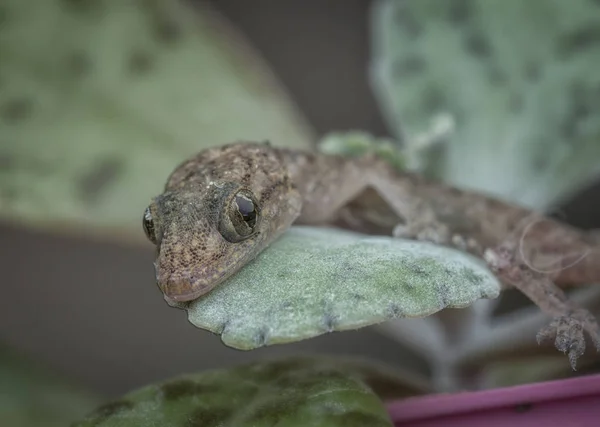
142, 180, 300, 303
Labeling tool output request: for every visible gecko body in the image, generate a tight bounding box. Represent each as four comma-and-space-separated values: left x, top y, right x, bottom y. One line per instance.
144, 141, 600, 367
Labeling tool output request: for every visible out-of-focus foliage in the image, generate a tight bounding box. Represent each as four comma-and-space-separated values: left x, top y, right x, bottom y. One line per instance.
319, 130, 407, 171
172, 226, 500, 350
0, 0, 314, 243
73, 356, 430, 427
0, 346, 99, 427
371, 0, 600, 209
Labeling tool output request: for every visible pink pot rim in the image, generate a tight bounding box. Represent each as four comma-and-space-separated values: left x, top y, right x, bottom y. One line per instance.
386, 373, 600, 423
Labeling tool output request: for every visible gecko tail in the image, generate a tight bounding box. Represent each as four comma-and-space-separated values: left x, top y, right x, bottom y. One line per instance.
514, 214, 600, 285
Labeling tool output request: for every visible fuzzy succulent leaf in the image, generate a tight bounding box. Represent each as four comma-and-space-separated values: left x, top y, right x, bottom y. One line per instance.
0, 0, 313, 242
171, 226, 501, 350
371, 0, 600, 209
72, 356, 410, 427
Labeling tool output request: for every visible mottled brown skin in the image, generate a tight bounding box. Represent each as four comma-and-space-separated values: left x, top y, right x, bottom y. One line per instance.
144, 141, 600, 368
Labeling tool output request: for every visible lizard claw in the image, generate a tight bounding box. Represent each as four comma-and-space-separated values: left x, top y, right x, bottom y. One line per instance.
535, 309, 600, 370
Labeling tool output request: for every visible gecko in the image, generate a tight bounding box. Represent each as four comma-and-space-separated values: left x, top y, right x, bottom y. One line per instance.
143, 141, 600, 369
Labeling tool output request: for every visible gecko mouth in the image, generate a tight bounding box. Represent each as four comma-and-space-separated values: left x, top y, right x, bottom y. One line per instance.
157, 274, 214, 302
163, 289, 205, 303
156, 262, 239, 303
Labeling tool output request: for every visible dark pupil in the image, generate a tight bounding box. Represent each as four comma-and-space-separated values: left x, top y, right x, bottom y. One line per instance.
235, 195, 256, 227
143, 208, 155, 241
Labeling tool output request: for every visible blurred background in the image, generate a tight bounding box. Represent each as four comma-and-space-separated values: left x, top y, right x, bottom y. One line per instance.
1, 0, 600, 425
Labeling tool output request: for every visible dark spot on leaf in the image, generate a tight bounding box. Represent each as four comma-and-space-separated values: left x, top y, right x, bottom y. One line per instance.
247, 371, 356, 424
66, 51, 92, 77
422, 86, 447, 114
394, 5, 422, 39
532, 151, 550, 171
561, 82, 593, 139
561, 119, 578, 140
447, 0, 471, 25
410, 264, 427, 276
509, 93, 524, 113
245, 395, 301, 424
78, 157, 123, 203
128, 50, 154, 75
187, 406, 231, 427
402, 277, 416, 290
437, 282, 451, 306
2, 98, 33, 123
393, 55, 427, 79
388, 303, 403, 317
274, 370, 335, 390
323, 312, 338, 331
350, 292, 365, 301
487, 65, 508, 86
462, 267, 483, 286
155, 19, 182, 43
557, 25, 600, 59
219, 320, 230, 333
88, 399, 134, 421
255, 327, 269, 346
524, 62, 542, 82
514, 402, 533, 413
161, 379, 218, 401
464, 31, 493, 58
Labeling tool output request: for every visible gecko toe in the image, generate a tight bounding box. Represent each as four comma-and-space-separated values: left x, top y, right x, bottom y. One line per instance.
568, 347, 582, 371
540, 312, 598, 370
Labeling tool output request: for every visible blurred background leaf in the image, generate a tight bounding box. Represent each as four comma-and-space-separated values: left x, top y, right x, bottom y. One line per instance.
0, 345, 100, 427
0, 0, 314, 244
370, 0, 600, 210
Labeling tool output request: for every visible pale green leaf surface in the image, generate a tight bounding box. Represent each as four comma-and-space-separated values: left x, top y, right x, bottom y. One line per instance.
0, 0, 313, 242
174, 226, 500, 350
371, 0, 600, 209
73, 356, 401, 427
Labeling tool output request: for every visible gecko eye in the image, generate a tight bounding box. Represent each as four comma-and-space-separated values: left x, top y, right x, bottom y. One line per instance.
218, 188, 260, 243
235, 194, 257, 227
142, 206, 157, 244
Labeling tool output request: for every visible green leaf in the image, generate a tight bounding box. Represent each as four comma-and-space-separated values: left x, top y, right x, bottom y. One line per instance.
0, 0, 313, 243
319, 130, 407, 172
172, 226, 500, 350
0, 345, 100, 427
73, 356, 404, 427
371, 0, 600, 209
